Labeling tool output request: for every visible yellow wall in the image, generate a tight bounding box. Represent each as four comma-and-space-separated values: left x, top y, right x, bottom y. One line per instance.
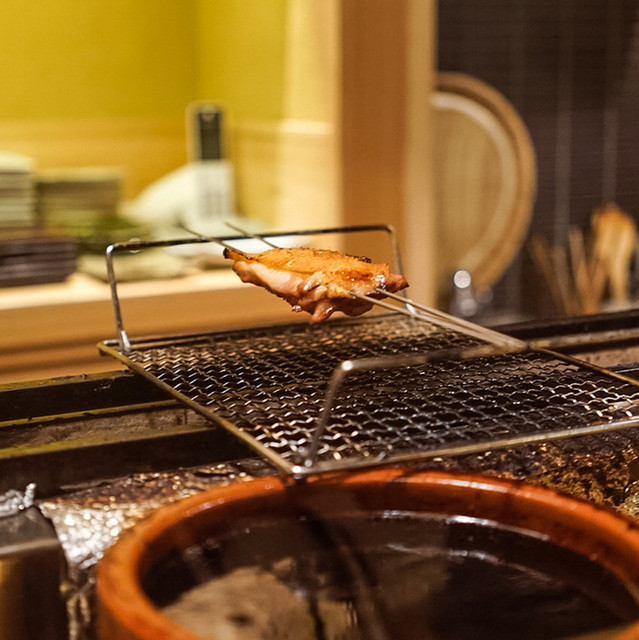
0, 1, 289, 198
196, 0, 288, 122
0, 0, 198, 120
0, 0, 287, 123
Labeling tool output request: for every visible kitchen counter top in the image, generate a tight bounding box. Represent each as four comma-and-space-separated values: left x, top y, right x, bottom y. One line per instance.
0, 270, 294, 383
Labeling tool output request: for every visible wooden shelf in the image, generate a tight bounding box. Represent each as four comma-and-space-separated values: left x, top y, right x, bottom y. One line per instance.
0, 270, 295, 384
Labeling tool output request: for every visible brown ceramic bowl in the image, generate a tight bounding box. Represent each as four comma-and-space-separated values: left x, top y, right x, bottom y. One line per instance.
97, 469, 639, 640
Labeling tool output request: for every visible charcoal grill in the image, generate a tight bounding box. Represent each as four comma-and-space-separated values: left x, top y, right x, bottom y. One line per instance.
7, 243, 639, 639
98, 225, 639, 476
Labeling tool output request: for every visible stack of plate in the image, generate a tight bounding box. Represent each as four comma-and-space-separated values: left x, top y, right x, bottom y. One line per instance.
0, 230, 76, 287
0, 152, 36, 228
36, 167, 123, 235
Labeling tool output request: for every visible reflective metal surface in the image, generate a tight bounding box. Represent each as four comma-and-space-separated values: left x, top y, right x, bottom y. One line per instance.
100, 313, 639, 474
0, 507, 67, 640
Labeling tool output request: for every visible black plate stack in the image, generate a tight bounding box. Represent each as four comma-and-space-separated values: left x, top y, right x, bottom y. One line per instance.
0, 230, 76, 287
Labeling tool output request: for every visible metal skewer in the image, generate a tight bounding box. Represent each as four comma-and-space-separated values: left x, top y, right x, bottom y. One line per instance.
179, 224, 242, 254
184, 221, 297, 259
373, 289, 525, 349
218, 221, 525, 350
223, 221, 280, 248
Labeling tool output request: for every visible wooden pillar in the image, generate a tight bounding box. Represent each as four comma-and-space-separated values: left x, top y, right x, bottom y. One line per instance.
339, 0, 436, 304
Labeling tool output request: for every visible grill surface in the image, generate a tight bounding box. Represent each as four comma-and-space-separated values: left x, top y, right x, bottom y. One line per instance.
98, 313, 639, 474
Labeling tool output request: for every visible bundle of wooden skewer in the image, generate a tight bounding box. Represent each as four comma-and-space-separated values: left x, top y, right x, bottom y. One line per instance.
531, 204, 638, 315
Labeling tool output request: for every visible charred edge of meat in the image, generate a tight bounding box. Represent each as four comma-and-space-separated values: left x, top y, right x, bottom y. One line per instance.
223, 247, 249, 260
346, 253, 372, 264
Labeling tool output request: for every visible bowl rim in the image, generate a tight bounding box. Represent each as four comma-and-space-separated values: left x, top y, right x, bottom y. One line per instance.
96, 468, 639, 640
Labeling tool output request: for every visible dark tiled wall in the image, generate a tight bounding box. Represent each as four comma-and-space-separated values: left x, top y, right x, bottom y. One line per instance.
438, 0, 639, 318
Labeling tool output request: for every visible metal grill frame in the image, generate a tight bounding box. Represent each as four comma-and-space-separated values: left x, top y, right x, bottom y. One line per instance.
99, 226, 639, 476
98, 319, 639, 477
105, 224, 409, 353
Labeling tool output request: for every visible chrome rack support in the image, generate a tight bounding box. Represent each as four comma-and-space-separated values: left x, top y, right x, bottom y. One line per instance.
296, 342, 526, 473
104, 224, 403, 352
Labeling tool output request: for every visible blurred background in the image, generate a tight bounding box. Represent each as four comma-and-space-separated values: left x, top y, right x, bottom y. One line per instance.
438, 0, 639, 322
2, 0, 639, 380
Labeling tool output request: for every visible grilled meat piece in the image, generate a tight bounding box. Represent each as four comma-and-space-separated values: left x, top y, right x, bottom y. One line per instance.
224, 246, 409, 323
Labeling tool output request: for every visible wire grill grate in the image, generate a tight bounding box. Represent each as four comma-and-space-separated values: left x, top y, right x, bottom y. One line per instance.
99, 314, 639, 474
